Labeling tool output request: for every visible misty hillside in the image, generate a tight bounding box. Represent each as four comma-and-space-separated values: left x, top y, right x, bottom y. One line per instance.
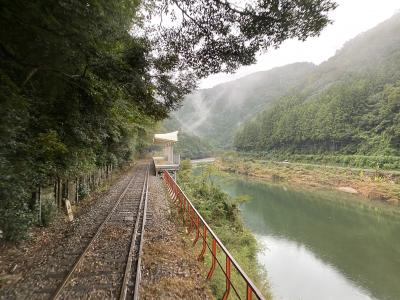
161, 117, 213, 159
171, 13, 400, 153
171, 62, 316, 148
235, 13, 400, 158
306, 12, 400, 93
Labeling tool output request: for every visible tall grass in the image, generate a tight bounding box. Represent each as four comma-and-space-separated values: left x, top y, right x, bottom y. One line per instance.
234, 151, 400, 170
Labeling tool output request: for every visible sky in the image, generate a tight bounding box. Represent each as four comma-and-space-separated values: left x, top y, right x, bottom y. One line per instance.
199, 0, 400, 89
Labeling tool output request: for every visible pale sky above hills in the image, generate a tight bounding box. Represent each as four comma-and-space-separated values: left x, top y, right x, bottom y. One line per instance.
199, 0, 400, 89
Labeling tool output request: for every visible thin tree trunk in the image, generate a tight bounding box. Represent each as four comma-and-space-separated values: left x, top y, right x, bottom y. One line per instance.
75, 177, 79, 203
38, 186, 42, 224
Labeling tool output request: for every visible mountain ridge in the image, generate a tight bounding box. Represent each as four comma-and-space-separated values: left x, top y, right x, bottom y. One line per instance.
235, 13, 400, 156
173, 62, 316, 147
170, 13, 400, 151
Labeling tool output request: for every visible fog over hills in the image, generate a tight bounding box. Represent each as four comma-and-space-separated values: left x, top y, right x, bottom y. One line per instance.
172, 62, 316, 148
170, 13, 400, 150
235, 13, 400, 156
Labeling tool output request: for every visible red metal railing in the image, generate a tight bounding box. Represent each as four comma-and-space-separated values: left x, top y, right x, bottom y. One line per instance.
163, 171, 265, 300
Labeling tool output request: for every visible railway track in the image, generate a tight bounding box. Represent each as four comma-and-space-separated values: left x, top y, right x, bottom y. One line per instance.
51, 163, 150, 300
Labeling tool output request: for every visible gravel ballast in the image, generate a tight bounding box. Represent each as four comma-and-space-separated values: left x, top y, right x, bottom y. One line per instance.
0, 166, 137, 299
139, 175, 213, 300
1, 168, 214, 300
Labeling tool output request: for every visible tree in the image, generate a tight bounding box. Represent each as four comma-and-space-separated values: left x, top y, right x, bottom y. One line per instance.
145, 0, 337, 79
0, 0, 337, 240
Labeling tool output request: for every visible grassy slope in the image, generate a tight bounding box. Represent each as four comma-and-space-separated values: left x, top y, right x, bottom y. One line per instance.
177, 162, 271, 299
217, 154, 400, 205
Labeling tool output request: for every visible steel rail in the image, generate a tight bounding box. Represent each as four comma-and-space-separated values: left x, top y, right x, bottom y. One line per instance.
132, 166, 149, 300
51, 166, 145, 300
120, 165, 149, 300
163, 171, 265, 300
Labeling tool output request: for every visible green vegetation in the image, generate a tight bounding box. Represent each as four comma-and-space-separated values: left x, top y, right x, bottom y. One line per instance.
40, 200, 58, 227
162, 117, 214, 159
235, 14, 400, 159
177, 161, 269, 298
237, 152, 400, 170
217, 154, 400, 204
173, 62, 316, 148
235, 79, 400, 156
151, 130, 213, 160
282, 154, 400, 170
278, 154, 400, 170
175, 132, 213, 159
0, 0, 157, 241
0, 0, 337, 241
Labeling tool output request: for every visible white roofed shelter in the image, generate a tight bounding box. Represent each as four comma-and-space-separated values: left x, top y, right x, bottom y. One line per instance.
153, 131, 180, 179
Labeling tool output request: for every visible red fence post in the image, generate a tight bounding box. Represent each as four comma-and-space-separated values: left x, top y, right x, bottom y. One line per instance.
175, 189, 179, 203
222, 256, 231, 300
198, 224, 207, 261
207, 239, 217, 279
176, 186, 179, 203
193, 215, 200, 246
182, 197, 186, 225
187, 205, 191, 233
180, 191, 183, 210
247, 284, 253, 300
188, 206, 194, 233
188, 203, 194, 233
171, 180, 174, 199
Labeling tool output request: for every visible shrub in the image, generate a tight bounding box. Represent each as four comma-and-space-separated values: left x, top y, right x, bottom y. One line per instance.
0, 200, 33, 242
249, 152, 400, 170
180, 159, 192, 172
78, 182, 90, 199
41, 199, 57, 226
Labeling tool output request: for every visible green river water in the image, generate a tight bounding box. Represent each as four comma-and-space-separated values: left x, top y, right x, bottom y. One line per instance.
211, 173, 400, 300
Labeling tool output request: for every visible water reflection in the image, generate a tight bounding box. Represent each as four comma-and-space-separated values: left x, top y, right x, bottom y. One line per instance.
214, 175, 400, 300
258, 235, 374, 300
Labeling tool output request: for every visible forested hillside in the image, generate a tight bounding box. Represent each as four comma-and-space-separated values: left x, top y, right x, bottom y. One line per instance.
1, 0, 335, 240
235, 13, 400, 158
172, 63, 316, 147
161, 117, 213, 159
0, 1, 162, 240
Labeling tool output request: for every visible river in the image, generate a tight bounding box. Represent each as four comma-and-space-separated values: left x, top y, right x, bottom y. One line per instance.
211, 173, 400, 300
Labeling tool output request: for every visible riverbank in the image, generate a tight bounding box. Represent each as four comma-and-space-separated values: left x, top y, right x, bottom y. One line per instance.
211, 171, 400, 300
178, 162, 271, 299
216, 155, 400, 205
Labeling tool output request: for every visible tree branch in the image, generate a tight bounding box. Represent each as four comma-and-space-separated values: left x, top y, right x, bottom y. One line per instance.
212, 0, 249, 16
171, 0, 210, 35
22, 67, 40, 87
